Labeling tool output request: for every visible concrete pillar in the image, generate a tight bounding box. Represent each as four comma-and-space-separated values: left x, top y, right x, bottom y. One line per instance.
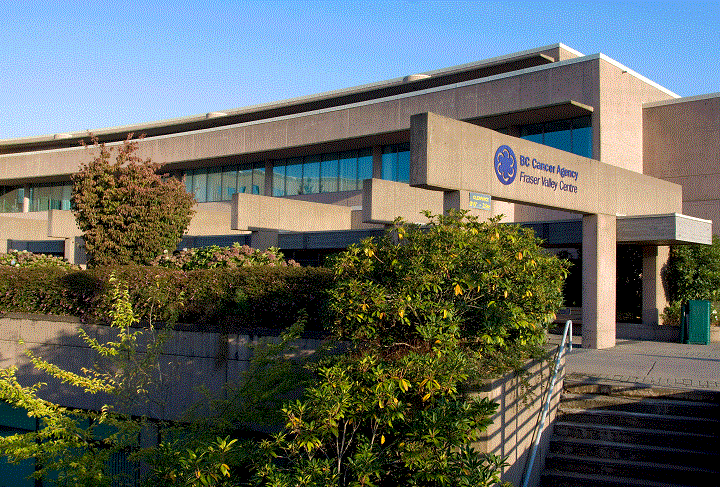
264, 160, 273, 196
250, 230, 279, 250
0, 239, 7, 253
64, 238, 75, 264
372, 146, 382, 179
582, 213, 616, 349
642, 245, 669, 326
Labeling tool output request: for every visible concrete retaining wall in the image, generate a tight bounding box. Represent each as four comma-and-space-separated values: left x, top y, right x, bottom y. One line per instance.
0, 313, 563, 486
469, 350, 564, 487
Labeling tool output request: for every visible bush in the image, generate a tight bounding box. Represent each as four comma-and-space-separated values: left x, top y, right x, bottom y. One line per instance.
72, 135, 195, 267
328, 211, 568, 350
154, 243, 298, 270
0, 265, 334, 332
0, 250, 79, 270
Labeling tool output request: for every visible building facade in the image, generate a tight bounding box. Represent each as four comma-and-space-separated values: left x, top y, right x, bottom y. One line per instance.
0, 44, 717, 348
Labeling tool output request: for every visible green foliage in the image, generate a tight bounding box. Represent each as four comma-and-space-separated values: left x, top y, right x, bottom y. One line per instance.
154, 244, 299, 270
329, 211, 568, 350
0, 250, 79, 270
253, 339, 509, 487
72, 135, 195, 267
141, 436, 238, 487
0, 275, 169, 486
663, 236, 720, 326
0, 265, 333, 332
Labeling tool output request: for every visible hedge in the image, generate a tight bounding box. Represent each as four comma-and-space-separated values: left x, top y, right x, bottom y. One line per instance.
0, 265, 334, 333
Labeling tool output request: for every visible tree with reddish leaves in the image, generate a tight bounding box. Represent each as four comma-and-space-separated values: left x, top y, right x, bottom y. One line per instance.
72, 135, 195, 267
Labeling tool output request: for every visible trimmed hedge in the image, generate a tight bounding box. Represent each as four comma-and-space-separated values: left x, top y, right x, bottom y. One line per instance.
0, 265, 334, 332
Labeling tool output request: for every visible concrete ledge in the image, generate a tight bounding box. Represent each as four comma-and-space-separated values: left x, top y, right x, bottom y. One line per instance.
232, 192, 353, 232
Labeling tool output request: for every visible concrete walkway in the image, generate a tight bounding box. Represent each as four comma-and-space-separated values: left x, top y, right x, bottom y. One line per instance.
548, 334, 720, 391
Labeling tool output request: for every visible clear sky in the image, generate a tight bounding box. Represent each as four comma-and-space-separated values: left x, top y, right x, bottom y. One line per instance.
1, 0, 717, 140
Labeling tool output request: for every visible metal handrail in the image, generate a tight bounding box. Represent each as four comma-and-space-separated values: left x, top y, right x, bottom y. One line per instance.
520, 320, 572, 487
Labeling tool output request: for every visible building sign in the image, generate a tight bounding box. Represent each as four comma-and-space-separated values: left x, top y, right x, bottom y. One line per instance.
494, 145, 580, 195
469, 192, 491, 210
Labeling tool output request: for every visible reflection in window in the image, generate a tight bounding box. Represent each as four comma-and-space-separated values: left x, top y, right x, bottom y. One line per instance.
519, 116, 592, 158
27, 182, 73, 212
0, 187, 22, 213
184, 162, 265, 202
381, 143, 410, 183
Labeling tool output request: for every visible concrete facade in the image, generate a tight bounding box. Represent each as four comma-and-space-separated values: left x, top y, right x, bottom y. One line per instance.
0, 43, 718, 348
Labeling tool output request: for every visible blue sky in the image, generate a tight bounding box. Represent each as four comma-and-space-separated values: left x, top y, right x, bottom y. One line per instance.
1, 0, 717, 140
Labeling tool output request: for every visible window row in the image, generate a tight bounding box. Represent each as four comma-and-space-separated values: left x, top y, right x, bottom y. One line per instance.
183, 163, 266, 203
272, 148, 373, 197
520, 116, 592, 159
0, 183, 73, 214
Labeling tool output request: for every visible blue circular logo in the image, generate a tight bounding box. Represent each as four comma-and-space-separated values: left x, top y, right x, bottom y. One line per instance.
494, 145, 517, 185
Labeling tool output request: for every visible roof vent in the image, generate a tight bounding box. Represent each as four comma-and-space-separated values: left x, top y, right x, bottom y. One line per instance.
403, 74, 431, 83
206, 111, 228, 119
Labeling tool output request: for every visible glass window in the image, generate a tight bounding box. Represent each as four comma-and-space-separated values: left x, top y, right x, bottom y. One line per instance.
303, 155, 320, 194
572, 117, 592, 158
61, 184, 72, 210
397, 143, 410, 183
381, 146, 397, 181
358, 148, 373, 183
0, 187, 22, 213
222, 166, 238, 200
207, 168, 223, 202
50, 184, 64, 210
193, 170, 208, 203
285, 158, 303, 196
184, 171, 193, 195
339, 150, 358, 191
238, 165, 253, 194
272, 162, 286, 196
520, 123, 543, 144
252, 165, 265, 195
320, 153, 339, 193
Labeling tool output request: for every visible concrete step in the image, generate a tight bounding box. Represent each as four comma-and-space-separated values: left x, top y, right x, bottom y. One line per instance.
557, 407, 720, 434
552, 421, 720, 449
563, 379, 720, 403
560, 392, 720, 419
548, 436, 720, 470
544, 452, 717, 485
541, 469, 712, 487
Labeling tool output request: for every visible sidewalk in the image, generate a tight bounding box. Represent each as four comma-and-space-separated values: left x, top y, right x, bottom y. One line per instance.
548, 334, 720, 391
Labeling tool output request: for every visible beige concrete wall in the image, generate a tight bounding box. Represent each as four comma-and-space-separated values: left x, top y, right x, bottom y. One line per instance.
0, 314, 323, 422
411, 113, 683, 217
644, 94, 720, 233
470, 352, 564, 487
232, 192, 353, 231
361, 178, 444, 224
597, 58, 675, 173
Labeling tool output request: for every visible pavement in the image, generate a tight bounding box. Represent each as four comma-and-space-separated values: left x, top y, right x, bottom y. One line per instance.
547, 334, 720, 391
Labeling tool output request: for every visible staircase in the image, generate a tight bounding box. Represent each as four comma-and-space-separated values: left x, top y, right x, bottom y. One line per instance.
541, 380, 720, 487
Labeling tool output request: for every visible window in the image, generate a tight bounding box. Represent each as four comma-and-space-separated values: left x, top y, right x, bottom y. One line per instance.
381, 143, 410, 183
520, 116, 592, 158
0, 187, 23, 213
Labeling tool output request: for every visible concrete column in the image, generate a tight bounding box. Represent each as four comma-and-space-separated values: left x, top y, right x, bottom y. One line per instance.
443, 191, 461, 214
64, 238, 75, 264
250, 230, 279, 250
582, 213, 616, 349
372, 146, 382, 179
22, 185, 30, 213
0, 239, 7, 253
642, 245, 669, 326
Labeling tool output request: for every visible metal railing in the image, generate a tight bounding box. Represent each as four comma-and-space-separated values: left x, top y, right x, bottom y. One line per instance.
520, 320, 573, 487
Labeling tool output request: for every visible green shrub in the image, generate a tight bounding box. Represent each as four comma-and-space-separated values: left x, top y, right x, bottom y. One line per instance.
663, 236, 720, 326
328, 211, 568, 350
0, 265, 333, 332
0, 250, 79, 270
154, 243, 298, 270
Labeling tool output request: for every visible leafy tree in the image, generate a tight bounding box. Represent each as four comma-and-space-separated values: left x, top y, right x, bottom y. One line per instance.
662, 236, 720, 325
72, 135, 195, 267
